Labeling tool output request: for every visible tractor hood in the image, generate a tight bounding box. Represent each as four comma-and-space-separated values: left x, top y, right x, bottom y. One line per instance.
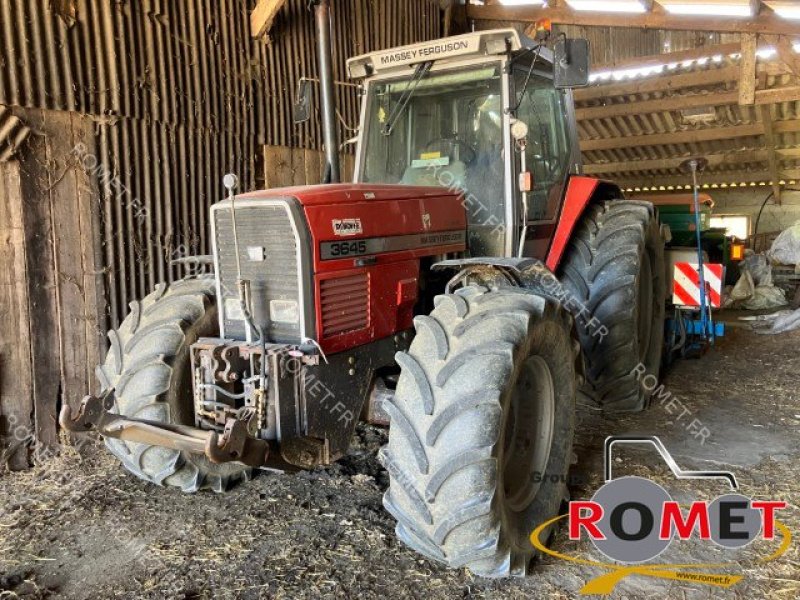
235, 182, 460, 207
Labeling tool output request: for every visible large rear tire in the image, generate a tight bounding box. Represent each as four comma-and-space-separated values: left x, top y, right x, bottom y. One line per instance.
97, 277, 250, 492
382, 286, 578, 577
559, 200, 665, 412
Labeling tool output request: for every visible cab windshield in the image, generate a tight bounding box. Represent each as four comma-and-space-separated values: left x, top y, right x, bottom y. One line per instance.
360, 64, 506, 254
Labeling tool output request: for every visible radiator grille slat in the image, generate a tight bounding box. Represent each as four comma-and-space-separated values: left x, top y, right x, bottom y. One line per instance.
320, 273, 369, 337
214, 205, 302, 342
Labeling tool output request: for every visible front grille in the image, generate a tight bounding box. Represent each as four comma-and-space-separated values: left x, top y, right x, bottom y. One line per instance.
320, 273, 369, 337
213, 204, 303, 342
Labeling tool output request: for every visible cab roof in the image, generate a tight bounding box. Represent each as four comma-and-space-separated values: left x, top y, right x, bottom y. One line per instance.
347, 29, 523, 79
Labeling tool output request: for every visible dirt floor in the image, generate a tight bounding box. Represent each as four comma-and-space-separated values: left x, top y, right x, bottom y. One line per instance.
1, 326, 798, 599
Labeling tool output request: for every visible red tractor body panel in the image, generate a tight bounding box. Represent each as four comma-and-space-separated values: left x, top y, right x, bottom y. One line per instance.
242, 184, 467, 354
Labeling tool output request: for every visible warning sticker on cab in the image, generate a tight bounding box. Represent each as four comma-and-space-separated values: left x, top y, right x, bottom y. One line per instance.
332, 218, 363, 237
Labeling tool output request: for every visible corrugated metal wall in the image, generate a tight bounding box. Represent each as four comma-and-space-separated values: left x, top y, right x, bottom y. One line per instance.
0, 0, 258, 328
254, 0, 442, 158
0, 0, 442, 330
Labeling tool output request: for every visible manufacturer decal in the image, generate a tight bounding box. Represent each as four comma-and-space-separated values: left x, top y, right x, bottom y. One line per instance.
332, 218, 363, 237
531, 436, 790, 595
374, 38, 478, 68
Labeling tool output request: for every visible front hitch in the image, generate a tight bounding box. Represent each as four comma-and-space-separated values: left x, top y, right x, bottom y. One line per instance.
59, 391, 272, 468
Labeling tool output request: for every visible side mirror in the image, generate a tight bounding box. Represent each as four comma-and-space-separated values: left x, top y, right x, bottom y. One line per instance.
293, 79, 312, 124
554, 38, 590, 89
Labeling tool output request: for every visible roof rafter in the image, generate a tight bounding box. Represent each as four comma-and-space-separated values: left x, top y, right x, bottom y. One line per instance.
580, 120, 800, 151
575, 85, 800, 121
470, 2, 800, 36
617, 169, 800, 191
583, 149, 773, 176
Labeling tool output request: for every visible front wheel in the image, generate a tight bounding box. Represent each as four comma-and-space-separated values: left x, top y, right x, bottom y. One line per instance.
382, 286, 578, 577
97, 277, 250, 492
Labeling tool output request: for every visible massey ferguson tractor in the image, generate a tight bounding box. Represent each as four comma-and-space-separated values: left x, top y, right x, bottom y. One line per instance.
62, 25, 665, 578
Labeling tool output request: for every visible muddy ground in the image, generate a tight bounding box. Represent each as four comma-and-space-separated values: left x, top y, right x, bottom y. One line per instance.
1, 326, 798, 599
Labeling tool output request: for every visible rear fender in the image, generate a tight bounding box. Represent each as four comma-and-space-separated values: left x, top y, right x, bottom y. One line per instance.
545, 176, 623, 272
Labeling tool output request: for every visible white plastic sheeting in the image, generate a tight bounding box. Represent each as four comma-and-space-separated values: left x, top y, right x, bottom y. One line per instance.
768, 220, 800, 267
741, 308, 800, 334
724, 250, 787, 310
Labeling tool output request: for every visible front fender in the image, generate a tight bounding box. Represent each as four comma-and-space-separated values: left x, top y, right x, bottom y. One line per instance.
545, 176, 623, 272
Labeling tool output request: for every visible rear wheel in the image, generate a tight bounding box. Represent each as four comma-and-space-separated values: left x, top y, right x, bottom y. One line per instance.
97, 277, 250, 492
559, 200, 665, 412
382, 286, 578, 577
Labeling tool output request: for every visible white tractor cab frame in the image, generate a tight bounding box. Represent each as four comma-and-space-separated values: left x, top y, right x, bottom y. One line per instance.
346, 29, 587, 259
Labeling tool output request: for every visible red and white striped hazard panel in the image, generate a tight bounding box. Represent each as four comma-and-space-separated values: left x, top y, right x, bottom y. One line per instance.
672, 263, 724, 308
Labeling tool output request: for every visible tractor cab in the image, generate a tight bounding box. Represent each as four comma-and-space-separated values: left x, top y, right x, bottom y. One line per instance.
347, 29, 585, 258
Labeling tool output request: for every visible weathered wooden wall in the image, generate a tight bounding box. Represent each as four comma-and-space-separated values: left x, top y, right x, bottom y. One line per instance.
0, 0, 442, 467
0, 108, 102, 468
0, 161, 32, 470
263, 146, 356, 188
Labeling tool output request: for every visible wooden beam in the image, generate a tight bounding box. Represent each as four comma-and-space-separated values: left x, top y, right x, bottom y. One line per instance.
581, 119, 800, 152
591, 42, 743, 73
755, 85, 800, 104
616, 170, 800, 191
583, 149, 772, 176
574, 66, 739, 102
580, 123, 765, 151
739, 34, 758, 105
251, 0, 286, 38
467, 4, 800, 37
576, 85, 800, 121
576, 91, 739, 121
774, 120, 800, 134
760, 104, 783, 203
764, 34, 800, 79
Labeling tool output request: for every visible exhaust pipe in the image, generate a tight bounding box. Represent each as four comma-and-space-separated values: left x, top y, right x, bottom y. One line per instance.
312, 0, 340, 183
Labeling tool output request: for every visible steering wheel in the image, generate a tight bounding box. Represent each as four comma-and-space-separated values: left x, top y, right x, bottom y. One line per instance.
424, 137, 477, 166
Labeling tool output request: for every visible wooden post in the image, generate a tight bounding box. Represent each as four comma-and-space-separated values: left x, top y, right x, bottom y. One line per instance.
0, 161, 35, 470
16, 110, 61, 454
739, 34, 758, 105
759, 104, 783, 205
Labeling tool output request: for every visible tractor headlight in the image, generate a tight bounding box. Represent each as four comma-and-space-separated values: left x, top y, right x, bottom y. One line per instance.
269, 299, 299, 324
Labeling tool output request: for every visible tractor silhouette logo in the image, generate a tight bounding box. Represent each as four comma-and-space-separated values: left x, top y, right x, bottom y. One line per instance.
530, 436, 790, 595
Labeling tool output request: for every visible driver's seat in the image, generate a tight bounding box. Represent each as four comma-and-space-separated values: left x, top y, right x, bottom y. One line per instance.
400, 159, 467, 189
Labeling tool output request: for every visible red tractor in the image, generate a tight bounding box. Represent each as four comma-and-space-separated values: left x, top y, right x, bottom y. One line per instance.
63, 27, 665, 577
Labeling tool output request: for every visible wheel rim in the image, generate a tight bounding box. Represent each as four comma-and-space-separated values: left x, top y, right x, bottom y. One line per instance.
502, 355, 556, 512
637, 250, 654, 363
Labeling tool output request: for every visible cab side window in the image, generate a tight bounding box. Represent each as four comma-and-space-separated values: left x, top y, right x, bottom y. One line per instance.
514, 73, 571, 221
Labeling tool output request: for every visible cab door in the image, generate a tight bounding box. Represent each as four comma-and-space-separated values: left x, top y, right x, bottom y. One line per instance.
511, 68, 578, 259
